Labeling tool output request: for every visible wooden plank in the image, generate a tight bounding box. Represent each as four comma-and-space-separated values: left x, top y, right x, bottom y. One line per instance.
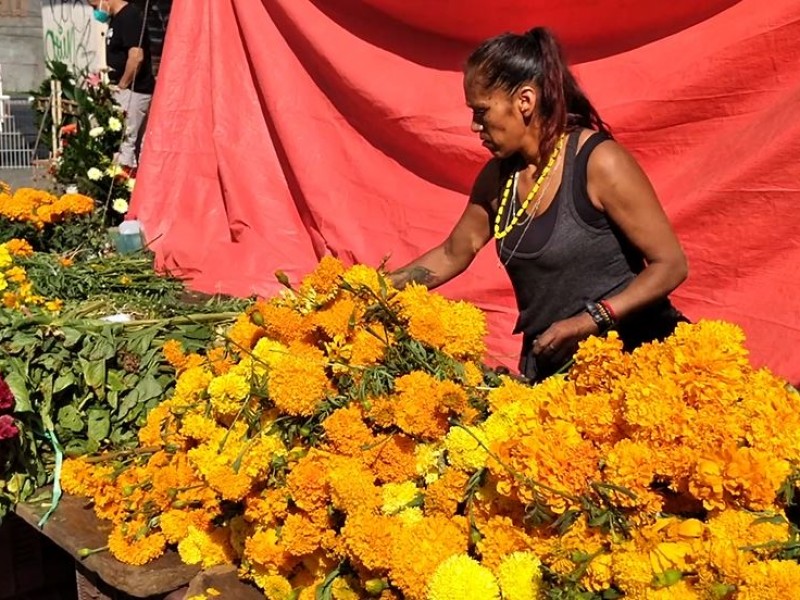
15, 491, 199, 599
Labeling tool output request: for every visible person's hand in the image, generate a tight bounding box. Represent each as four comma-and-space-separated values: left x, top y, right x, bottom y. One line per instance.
532, 312, 599, 363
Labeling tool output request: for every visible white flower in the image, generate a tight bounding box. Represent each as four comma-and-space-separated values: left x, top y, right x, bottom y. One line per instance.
108, 117, 123, 132
89, 126, 105, 138
112, 198, 129, 214
87, 167, 103, 181
126, 178, 136, 192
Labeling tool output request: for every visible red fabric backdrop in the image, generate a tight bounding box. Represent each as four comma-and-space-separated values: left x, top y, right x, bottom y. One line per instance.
130, 0, 800, 382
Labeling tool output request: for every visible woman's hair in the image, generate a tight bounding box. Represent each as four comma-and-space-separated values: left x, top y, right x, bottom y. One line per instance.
466, 27, 610, 163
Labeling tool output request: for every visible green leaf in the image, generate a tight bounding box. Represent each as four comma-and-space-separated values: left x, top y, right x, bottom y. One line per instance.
5, 371, 31, 412
62, 327, 84, 348
135, 374, 163, 403
54, 372, 76, 394
117, 389, 140, 421
106, 369, 126, 393
87, 409, 111, 442
57, 405, 84, 432
80, 357, 107, 392
127, 326, 159, 357
87, 336, 116, 362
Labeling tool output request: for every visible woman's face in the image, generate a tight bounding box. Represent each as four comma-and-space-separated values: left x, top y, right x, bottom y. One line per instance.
464, 74, 534, 159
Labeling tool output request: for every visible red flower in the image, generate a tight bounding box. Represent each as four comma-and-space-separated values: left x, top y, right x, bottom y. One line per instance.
0, 377, 13, 411
0, 415, 18, 440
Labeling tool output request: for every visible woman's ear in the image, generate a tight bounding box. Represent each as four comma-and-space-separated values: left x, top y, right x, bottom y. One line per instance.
517, 85, 538, 120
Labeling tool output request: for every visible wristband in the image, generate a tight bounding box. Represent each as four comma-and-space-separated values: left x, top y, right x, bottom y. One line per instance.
585, 302, 613, 332
598, 300, 618, 325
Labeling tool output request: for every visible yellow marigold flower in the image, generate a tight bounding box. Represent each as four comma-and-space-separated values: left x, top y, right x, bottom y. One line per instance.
461, 361, 484, 387
706, 509, 788, 554
4, 239, 33, 257
108, 519, 167, 565
178, 412, 220, 442
611, 545, 655, 597
570, 331, 629, 392
738, 559, 800, 600
396, 506, 424, 527
251, 336, 290, 370
162, 339, 187, 370
297, 255, 345, 296
173, 366, 213, 402
252, 570, 293, 600
0, 245, 12, 270
495, 552, 542, 600
44, 298, 64, 312
381, 481, 420, 515
486, 375, 542, 413
207, 372, 250, 417
444, 424, 488, 472
268, 353, 330, 416
227, 313, 265, 352
177, 526, 236, 568
0, 180, 9, 194
415, 443, 444, 485
427, 554, 499, 600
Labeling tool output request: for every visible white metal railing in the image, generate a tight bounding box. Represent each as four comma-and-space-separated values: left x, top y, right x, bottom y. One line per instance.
0, 96, 35, 169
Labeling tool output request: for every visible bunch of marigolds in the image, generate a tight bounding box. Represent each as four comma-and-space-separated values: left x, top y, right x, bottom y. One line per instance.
61, 257, 800, 599
0, 239, 62, 312
0, 184, 94, 228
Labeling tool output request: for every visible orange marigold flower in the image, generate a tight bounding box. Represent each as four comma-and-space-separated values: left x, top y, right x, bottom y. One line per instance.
227, 313, 265, 352
108, 518, 167, 566
162, 339, 187, 370
363, 433, 418, 484
424, 468, 469, 517
268, 353, 331, 417
5, 238, 33, 257
322, 404, 374, 456
281, 512, 328, 557
299, 255, 346, 299
244, 527, 298, 573
253, 300, 314, 345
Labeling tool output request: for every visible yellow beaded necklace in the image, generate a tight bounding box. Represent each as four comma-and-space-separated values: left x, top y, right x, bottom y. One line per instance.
493, 133, 566, 239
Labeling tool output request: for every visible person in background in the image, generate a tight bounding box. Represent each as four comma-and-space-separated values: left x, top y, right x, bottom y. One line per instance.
390, 27, 689, 382
88, 0, 156, 173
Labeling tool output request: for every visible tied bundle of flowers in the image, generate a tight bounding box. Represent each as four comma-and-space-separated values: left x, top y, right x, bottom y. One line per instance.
61, 258, 800, 599
0, 240, 63, 312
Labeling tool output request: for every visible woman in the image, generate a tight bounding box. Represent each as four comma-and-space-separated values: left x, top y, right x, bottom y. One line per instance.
390, 27, 688, 382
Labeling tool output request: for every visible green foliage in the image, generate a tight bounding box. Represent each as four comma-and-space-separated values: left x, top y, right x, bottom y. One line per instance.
0, 307, 237, 516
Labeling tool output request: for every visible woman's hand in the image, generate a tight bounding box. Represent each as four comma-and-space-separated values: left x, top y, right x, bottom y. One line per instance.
532, 312, 599, 363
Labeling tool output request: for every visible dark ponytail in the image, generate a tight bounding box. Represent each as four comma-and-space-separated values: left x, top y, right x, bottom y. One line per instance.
466, 27, 610, 164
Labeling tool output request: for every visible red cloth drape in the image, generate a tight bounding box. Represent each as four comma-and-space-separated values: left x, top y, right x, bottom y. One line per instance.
131, 0, 800, 382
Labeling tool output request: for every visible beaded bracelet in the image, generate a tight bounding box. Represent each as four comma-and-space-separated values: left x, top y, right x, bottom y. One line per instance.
585, 302, 614, 332
599, 299, 618, 324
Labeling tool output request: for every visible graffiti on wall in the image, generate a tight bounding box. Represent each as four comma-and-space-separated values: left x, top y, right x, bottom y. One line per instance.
41, 0, 106, 75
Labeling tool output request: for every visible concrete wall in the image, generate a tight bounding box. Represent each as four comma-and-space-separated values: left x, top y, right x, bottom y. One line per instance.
0, 0, 45, 93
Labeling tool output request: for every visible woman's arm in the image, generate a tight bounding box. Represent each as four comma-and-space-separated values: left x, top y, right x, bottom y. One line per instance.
533, 140, 687, 357
390, 161, 497, 289
587, 140, 688, 319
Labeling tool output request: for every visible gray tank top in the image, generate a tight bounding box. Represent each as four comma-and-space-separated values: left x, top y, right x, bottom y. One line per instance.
495, 131, 642, 339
